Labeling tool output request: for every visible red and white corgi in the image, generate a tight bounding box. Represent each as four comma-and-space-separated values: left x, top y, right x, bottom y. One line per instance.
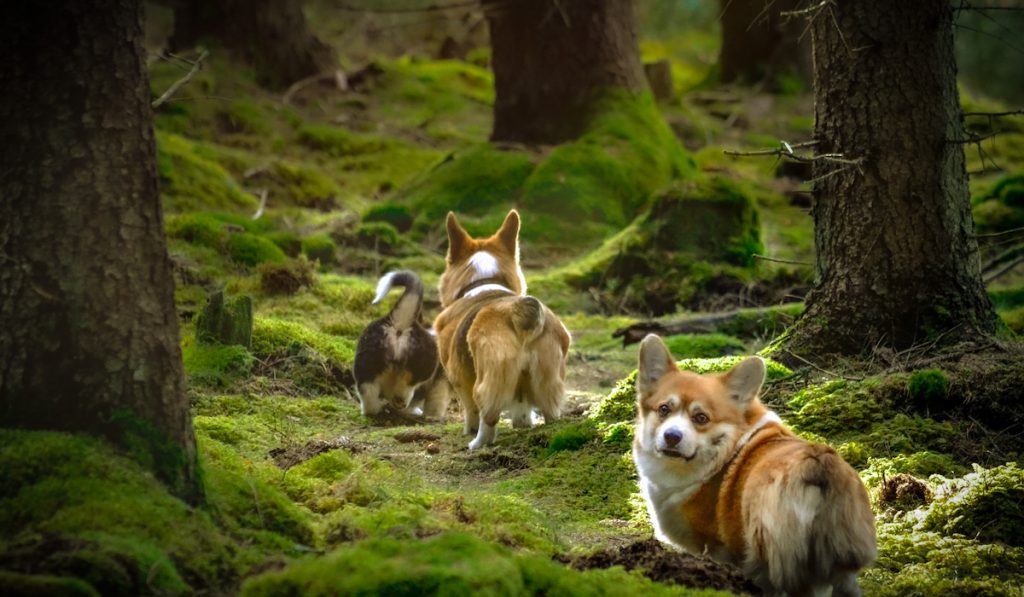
633, 334, 876, 596
433, 210, 571, 449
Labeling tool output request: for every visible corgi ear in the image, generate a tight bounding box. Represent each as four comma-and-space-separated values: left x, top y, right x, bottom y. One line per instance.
496, 209, 520, 255
637, 334, 677, 398
446, 212, 471, 262
723, 356, 766, 406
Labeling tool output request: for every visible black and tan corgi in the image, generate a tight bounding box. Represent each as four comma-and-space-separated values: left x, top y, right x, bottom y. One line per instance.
354, 271, 443, 417
633, 334, 876, 596
433, 210, 571, 449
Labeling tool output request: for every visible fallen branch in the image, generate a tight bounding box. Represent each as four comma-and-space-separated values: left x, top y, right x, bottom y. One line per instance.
151, 50, 208, 109
984, 255, 1024, 283
611, 304, 804, 347
251, 189, 269, 220
282, 70, 348, 106
975, 226, 1024, 239
724, 140, 864, 169
753, 254, 813, 266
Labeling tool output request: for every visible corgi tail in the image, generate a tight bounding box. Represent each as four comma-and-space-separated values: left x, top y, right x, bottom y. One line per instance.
512, 296, 545, 339
373, 270, 424, 330
746, 446, 876, 594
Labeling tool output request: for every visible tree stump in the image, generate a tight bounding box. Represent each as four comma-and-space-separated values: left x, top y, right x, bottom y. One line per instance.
194, 290, 253, 348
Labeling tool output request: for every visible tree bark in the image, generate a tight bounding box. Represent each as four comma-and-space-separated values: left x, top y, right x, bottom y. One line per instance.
718, 0, 812, 87
0, 0, 200, 502
169, 0, 335, 90
484, 0, 646, 144
783, 0, 997, 359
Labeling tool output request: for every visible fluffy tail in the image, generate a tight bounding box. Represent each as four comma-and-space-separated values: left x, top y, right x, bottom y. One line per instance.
373, 270, 425, 331
512, 296, 545, 339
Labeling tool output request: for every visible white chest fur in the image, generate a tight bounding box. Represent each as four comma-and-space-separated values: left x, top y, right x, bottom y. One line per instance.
634, 449, 703, 552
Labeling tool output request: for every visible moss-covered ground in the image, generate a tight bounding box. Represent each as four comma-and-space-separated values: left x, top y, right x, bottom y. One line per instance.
5, 3, 1024, 595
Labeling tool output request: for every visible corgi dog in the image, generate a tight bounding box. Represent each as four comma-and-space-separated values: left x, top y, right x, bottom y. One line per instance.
433, 210, 571, 449
632, 334, 876, 596
354, 271, 444, 417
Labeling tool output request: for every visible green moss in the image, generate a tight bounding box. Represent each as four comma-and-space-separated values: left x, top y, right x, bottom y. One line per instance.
922, 463, 1024, 547
0, 430, 234, 595
355, 221, 402, 252
228, 233, 286, 267
157, 132, 256, 213
0, 571, 99, 596
663, 333, 745, 358
271, 162, 342, 209
546, 421, 599, 456
217, 99, 272, 135
181, 336, 254, 386
251, 317, 356, 367
298, 125, 390, 157
860, 452, 969, 491
199, 437, 314, 548
240, 533, 702, 596
989, 285, 1024, 311
972, 173, 1024, 233
397, 144, 537, 232
907, 369, 950, 410
300, 234, 337, 265
1000, 305, 1024, 334
258, 256, 317, 295
363, 202, 414, 232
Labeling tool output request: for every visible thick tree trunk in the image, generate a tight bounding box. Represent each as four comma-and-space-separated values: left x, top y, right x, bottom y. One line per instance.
718, 0, 812, 87
784, 0, 996, 358
484, 0, 646, 145
1, 0, 200, 502
169, 0, 335, 90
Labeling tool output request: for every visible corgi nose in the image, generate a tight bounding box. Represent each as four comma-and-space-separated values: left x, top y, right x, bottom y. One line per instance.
663, 427, 682, 447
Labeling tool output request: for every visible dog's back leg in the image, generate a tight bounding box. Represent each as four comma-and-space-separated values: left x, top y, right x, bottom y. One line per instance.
526, 337, 566, 424
467, 361, 518, 450
510, 399, 534, 429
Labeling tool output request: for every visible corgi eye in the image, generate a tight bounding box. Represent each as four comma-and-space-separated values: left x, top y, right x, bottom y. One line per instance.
692, 412, 710, 425
658, 404, 671, 416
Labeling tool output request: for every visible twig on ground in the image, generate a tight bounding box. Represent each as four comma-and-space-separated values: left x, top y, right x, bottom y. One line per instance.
282, 70, 348, 106
753, 254, 813, 266
786, 351, 864, 381
251, 189, 269, 220
975, 226, 1024, 239
984, 255, 1024, 283
151, 50, 208, 109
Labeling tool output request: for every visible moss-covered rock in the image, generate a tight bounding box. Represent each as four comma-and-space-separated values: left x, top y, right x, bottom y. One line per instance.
922, 463, 1024, 547
240, 533, 707, 596
362, 202, 414, 232
663, 333, 746, 358
181, 336, 254, 387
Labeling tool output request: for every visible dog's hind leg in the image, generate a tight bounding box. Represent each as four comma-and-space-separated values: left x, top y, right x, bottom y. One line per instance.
467, 364, 516, 450
527, 339, 566, 424
358, 382, 384, 416
510, 398, 533, 429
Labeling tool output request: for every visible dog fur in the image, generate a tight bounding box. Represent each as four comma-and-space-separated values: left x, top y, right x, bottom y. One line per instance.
354, 270, 444, 417
433, 210, 571, 449
632, 334, 876, 596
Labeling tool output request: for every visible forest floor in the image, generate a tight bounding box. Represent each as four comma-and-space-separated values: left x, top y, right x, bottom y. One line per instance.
3, 5, 1024, 596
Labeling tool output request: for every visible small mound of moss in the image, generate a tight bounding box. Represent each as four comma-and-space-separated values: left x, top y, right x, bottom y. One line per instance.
240, 533, 689, 597
664, 334, 745, 358
157, 132, 256, 213
258, 257, 316, 295
363, 202, 414, 232
297, 125, 389, 157
300, 234, 337, 265
181, 337, 254, 387
907, 368, 950, 411
270, 162, 341, 209
0, 430, 235, 595
251, 317, 356, 367
546, 421, 599, 456
973, 173, 1024, 233
922, 463, 1024, 547
228, 233, 286, 267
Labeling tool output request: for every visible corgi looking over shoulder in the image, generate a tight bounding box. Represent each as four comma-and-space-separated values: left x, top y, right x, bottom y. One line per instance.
354, 271, 440, 417
433, 210, 571, 450
632, 334, 876, 596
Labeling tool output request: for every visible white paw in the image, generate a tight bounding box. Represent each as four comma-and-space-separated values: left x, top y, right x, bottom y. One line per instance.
406, 406, 424, 417
468, 437, 485, 450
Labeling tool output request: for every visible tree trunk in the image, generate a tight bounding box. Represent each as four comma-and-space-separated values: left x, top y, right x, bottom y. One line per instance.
783, 0, 996, 359
484, 0, 646, 145
1, 0, 200, 503
718, 0, 812, 87
169, 0, 335, 90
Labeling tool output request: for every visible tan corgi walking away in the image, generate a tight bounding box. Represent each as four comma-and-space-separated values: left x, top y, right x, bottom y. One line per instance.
632, 334, 876, 596
433, 210, 571, 450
